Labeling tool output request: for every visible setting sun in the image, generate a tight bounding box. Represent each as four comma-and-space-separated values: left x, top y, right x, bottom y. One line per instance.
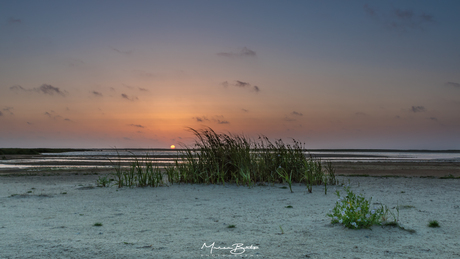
170, 145, 176, 149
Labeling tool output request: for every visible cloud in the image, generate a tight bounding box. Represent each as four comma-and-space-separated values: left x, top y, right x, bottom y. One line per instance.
242, 109, 249, 113
10, 84, 66, 96
138, 87, 149, 92
429, 117, 438, 121
7, 17, 22, 25
111, 47, 132, 55
9, 85, 27, 91
291, 111, 303, 116
92, 91, 103, 97
411, 106, 426, 113
121, 93, 138, 101
128, 124, 144, 128
193, 116, 209, 122
235, 81, 251, 87
36, 84, 66, 96
2, 107, 14, 115
0, 111, 3, 116
445, 82, 460, 88
355, 112, 367, 116
284, 116, 296, 122
217, 47, 256, 58
222, 80, 261, 93
364, 5, 435, 32
215, 119, 229, 124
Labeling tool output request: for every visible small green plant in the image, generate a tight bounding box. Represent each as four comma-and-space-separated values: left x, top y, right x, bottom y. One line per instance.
276, 167, 293, 193
93, 222, 103, 227
279, 225, 284, 234
327, 187, 390, 229
428, 220, 440, 228
285, 205, 293, 208
227, 225, 236, 228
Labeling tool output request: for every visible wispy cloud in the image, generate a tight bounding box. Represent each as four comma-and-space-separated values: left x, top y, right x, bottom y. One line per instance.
92, 91, 103, 97
291, 111, 303, 116
235, 81, 250, 87
194, 115, 229, 124
2, 107, 14, 115
221, 80, 261, 93
411, 106, 426, 113
0, 111, 3, 116
37, 84, 66, 96
242, 109, 249, 113
138, 87, 149, 92
10, 84, 67, 96
217, 47, 256, 58
111, 47, 132, 55
121, 93, 138, 101
429, 117, 438, 121
193, 116, 209, 122
284, 116, 296, 122
128, 124, 144, 128
7, 17, 22, 25
364, 5, 435, 32
445, 82, 460, 88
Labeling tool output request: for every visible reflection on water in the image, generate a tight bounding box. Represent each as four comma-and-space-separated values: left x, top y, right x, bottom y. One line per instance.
1, 149, 460, 170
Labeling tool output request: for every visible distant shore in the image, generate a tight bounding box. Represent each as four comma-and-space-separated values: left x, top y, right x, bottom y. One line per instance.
1, 160, 459, 179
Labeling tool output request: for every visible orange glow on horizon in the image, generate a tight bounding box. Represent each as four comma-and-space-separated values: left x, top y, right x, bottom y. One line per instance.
170, 145, 176, 149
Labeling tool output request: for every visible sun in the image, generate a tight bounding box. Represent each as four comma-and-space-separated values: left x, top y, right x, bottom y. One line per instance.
170, 145, 176, 149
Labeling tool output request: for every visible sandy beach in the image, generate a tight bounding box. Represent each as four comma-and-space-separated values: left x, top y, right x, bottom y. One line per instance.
1, 164, 460, 258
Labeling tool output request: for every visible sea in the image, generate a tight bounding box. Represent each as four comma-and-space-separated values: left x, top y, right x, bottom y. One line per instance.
1, 149, 460, 171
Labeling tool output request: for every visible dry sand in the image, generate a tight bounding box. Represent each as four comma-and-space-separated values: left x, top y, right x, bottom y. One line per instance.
1, 166, 460, 258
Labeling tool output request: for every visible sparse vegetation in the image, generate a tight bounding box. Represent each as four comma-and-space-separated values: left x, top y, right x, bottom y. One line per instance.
428, 220, 440, 228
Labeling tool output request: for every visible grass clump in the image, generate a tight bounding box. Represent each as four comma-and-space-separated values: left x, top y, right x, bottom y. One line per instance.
164, 127, 338, 190
327, 187, 391, 229
110, 151, 164, 188
227, 225, 236, 228
428, 220, 440, 228
93, 222, 103, 227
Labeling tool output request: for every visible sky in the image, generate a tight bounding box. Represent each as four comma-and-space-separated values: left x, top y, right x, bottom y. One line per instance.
1, 1, 459, 149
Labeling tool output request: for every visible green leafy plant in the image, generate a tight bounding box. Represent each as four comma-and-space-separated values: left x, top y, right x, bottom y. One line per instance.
428, 220, 440, 228
327, 187, 390, 229
96, 176, 111, 187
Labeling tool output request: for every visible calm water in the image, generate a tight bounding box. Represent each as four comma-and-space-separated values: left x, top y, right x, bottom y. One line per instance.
1, 149, 460, 170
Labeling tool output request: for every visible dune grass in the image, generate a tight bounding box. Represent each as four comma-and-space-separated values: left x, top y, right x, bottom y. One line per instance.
107, 127, 338, 191
165, 127, 338, 189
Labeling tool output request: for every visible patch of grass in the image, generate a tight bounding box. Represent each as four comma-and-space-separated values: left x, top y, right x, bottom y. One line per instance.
428, 220, 440, 228
164, 127, 338, 191
285, 205, 293, 208
93, 222, 103, 227
227, 225, 236, 228
420, 176, 436, 179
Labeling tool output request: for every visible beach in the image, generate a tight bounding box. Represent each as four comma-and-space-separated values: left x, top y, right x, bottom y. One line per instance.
1, 163, 460, 258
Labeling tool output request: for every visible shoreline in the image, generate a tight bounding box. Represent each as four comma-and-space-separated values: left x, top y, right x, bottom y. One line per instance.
1, 161, 459, 178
